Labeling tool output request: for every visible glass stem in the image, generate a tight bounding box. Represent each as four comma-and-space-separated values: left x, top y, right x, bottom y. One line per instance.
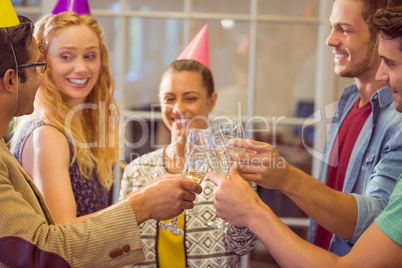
170, 216, 178, 225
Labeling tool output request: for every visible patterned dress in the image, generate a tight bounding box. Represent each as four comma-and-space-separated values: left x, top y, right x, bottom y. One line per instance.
11, 117, 109, 216
120, 148, 257, 268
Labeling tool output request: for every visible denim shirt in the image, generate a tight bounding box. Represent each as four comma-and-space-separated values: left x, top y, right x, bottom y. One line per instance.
307, 83, 402, 256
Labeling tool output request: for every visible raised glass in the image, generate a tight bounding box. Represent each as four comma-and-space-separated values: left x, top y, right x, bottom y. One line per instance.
158, 129, 210, 235
203, 127, 231, 229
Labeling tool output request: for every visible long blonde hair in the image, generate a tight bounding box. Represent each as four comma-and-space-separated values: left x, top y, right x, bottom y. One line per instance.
34, 12, 121, 189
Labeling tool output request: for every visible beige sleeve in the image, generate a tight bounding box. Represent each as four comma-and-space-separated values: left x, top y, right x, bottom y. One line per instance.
0, 148, 145, 268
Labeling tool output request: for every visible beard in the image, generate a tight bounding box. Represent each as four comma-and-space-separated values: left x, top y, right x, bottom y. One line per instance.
388, 82, 402, 113
392, 89, 402, 113
335, 39, 379, 78
395, 101, 402, 113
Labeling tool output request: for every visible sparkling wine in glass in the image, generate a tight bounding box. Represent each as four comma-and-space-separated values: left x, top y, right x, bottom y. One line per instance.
182, 129, 210, 216
158, 129, 209, 234
185, 170, 207, 184
204, 127, 231, 229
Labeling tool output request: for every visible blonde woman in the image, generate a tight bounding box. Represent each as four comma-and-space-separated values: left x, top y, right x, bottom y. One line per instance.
11, 12, 120, 223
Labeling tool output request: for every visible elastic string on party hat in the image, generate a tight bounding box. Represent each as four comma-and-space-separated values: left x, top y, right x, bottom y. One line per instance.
10, 43, 19, 115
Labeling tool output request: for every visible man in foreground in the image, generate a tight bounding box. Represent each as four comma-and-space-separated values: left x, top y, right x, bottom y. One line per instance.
0, 13, 201, 268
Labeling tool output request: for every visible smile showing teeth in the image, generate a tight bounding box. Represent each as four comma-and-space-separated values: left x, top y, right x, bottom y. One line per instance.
68, 78, 88, 85
335, 54, 348, 58
174, 118, 191, 124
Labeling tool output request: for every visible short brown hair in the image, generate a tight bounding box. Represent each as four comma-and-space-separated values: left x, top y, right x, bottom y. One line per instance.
368, 6, 402, 51
0, 16, 34, 82
334, 0, 402, 40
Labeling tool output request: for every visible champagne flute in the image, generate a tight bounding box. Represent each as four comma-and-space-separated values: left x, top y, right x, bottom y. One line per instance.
182, 128, 211, 216
203, 127, 231, 229
205, 120, 246, 228
158, 129, 209, 234
219, 118, 247, 178
219, 118, 247, 152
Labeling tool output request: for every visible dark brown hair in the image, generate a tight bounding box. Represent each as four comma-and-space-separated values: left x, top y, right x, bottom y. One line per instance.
0, 15, 34, 82
368, 6, 402, 50
161, 59, 215, 97
333, 0, 402, 40
334, 0, 402, 21
360, 0, 402, 22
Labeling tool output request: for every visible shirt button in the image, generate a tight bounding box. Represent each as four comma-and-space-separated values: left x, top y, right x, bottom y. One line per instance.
110, 251, 118, 259
123, 245, 131, 252
374, 95, 378, 100
116, 248, 124, 256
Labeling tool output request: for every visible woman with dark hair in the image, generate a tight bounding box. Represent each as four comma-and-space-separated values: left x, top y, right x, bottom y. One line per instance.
120, 59, 257, 268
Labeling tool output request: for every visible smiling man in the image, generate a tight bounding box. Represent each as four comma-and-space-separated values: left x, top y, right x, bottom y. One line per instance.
227, 0, 402, 257
375, 9, 402, 113
208, 7, 402, 266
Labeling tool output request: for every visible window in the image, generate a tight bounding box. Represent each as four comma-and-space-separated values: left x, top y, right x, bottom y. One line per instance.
13, 2, 348, 265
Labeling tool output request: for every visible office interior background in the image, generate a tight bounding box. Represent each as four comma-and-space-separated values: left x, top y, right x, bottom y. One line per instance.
11, 0, 354, 267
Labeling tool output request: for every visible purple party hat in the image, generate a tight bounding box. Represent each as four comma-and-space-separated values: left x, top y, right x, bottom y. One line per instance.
52, 0, 91, 15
